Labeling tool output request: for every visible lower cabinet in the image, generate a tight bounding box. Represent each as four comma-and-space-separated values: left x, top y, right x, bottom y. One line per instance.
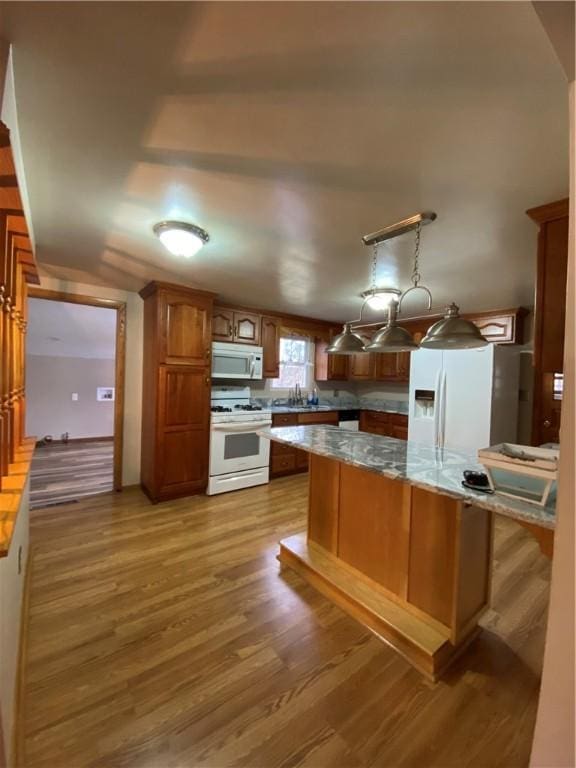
359, 410, 408, 440
270, 411, 338, 477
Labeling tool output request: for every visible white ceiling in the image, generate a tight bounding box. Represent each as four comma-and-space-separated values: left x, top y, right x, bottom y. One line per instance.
27, 298, 116, 359
2, 2, 570, 322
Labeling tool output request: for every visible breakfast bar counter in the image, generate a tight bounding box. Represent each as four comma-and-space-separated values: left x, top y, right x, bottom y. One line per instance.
260, 425, 556, 680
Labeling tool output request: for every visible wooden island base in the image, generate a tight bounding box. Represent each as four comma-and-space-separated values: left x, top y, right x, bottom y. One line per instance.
278, 454, 494, 682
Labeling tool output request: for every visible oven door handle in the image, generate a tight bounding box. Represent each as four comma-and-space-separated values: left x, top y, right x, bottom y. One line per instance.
212, 422, 272, 432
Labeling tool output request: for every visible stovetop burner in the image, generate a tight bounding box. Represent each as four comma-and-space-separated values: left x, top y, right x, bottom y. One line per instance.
211, 406, 232, 413
234, 404, 262, 411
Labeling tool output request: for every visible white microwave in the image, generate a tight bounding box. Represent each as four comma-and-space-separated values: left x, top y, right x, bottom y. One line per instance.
211, 342, 263, 380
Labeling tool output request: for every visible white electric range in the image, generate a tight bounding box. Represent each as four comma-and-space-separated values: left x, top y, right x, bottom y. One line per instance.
208, 387, 272, 495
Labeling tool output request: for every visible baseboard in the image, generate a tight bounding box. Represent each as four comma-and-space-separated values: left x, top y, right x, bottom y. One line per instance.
39, 436, 114, 445
12, 547, 31, 768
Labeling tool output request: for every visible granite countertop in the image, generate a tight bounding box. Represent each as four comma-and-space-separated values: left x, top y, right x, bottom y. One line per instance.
259, 425, 556, 530
270, 402, 408, 416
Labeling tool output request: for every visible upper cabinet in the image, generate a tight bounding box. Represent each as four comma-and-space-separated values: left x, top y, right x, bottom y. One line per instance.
315, 330, 350, 381
212, 306, 261, 345
261, 315, 280, 378
349, 334, 375, 380
152, 288, 213, 367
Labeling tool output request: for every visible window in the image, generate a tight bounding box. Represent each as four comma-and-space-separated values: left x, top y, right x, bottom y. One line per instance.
271, 337, 314, 389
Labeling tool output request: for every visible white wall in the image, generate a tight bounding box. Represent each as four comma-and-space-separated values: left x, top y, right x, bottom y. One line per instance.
27, 355, 115, 440
530, 81, 575, 768
0, 481, 29, 768
32, 277, 143, 486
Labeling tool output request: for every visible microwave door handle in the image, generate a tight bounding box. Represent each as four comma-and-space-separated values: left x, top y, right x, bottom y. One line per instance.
250, 355, 256, 379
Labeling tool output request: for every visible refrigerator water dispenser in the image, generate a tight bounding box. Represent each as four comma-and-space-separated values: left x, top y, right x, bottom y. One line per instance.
414, 389, 435, 419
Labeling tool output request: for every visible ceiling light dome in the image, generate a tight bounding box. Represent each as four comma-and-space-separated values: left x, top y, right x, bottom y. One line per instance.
420, 303, 488, 349
153, 221, 210, 258
361, 287, 402, 312
326, 323, 366, 355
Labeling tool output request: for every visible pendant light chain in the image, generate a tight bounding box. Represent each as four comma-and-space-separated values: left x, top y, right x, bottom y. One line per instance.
411, 222, 422, 287
371, 242, 379, 290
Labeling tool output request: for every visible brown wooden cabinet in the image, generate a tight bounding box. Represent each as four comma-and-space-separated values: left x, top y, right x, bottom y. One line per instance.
359, 410, 408, 440
315, 332, 349, 381
261, 315, 280, 378
270, 411, 339, 477
140, 282, 216, 502
349, 334, 375, 381
212, 307, 261, 345
527, 198, 569, 445
212, 308, 234, 342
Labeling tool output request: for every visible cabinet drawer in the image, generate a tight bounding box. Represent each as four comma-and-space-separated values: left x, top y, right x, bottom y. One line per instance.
271, 440, 294, 456
389, 413, 408, 427
271, 453, 296, 474
298, 412, 338, 425
272, 413, 299, 427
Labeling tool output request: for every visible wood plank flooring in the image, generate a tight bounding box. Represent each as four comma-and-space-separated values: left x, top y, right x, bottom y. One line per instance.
30, 440, 113, 509
21, 475, 551, 768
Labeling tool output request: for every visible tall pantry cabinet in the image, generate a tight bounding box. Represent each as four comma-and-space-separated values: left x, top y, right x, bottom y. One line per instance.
139, 281, 216, 502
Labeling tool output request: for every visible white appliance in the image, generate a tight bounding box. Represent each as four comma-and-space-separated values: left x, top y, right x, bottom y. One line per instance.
211, 342, 263, 380
338, 410, 360, 431
408, 345, 519, 455
208, 387, 272, 495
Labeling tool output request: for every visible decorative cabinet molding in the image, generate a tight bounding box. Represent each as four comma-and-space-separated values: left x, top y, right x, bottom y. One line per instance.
139, 281, 216, 502
211, 306, 261, 345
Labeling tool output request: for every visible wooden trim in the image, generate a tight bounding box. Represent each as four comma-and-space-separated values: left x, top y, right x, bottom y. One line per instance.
12, 543, 31, 767
526, 198, 569, 225
41, 436, 114, 445
27, 287, 126, 491
138, 280, 217, 301
0, 438, 35, 557
215, 301, 338, 331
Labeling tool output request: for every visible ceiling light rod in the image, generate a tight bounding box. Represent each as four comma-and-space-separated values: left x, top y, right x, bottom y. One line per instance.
362, 211, 437, 247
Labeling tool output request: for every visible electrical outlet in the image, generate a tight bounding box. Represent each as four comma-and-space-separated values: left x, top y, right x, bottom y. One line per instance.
72, 392, 79, 401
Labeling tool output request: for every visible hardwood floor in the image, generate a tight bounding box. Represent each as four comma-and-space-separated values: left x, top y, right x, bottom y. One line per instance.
30, 440, 113, 509
21, 475, 550, 768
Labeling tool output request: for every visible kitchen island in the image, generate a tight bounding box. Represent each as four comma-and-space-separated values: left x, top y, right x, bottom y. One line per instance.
259, 425, 556, 680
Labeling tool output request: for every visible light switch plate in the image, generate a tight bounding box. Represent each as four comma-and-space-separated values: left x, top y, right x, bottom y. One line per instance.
72, 392, 79, 401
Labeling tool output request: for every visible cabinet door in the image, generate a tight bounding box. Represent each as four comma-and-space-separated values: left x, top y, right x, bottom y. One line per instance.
374, 353, 398, 381
161, 292, 211, 367
212, 308, 234, 342
314, 339, 349, 381
349, 334, 373, 380
396, 351, 411, 381
261, 316, 280, 378
158, 366, 210, 493
233, 312, 261, 345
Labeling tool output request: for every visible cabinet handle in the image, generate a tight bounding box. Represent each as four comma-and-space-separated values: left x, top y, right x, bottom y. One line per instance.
543, 419, 551, 428
205, 377, 210, 385
228, 322, 233, 337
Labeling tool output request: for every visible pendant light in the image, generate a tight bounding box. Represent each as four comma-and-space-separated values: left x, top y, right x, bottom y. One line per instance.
365, 222, 431, 353
365, 299, 419, 353
326, 323, 367, 355
360, 243, 402, 310
420, 303, 487, 349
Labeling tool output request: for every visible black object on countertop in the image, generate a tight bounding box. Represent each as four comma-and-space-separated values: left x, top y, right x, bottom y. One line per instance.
461, 470, 494, 494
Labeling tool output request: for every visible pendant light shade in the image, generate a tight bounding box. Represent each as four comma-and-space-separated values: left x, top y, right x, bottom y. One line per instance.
420, 303, 488, 349
326, 323, 367, 355
364, 299, 419, 353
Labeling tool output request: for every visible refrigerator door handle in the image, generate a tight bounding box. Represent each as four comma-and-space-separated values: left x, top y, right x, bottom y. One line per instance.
433, 369, 442, 447
439, 370, 447, 449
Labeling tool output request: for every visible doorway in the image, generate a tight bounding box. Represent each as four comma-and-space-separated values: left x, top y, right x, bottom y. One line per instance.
26, 288, 126, 507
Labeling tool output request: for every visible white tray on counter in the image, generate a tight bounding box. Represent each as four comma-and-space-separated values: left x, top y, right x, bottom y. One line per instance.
478, 443, 559, 507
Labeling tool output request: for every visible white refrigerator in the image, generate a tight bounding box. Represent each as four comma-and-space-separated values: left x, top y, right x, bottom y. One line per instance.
408, 345, 520, 455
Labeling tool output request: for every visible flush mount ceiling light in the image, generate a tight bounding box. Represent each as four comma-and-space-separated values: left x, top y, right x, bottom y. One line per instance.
153, 221, 210, 258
